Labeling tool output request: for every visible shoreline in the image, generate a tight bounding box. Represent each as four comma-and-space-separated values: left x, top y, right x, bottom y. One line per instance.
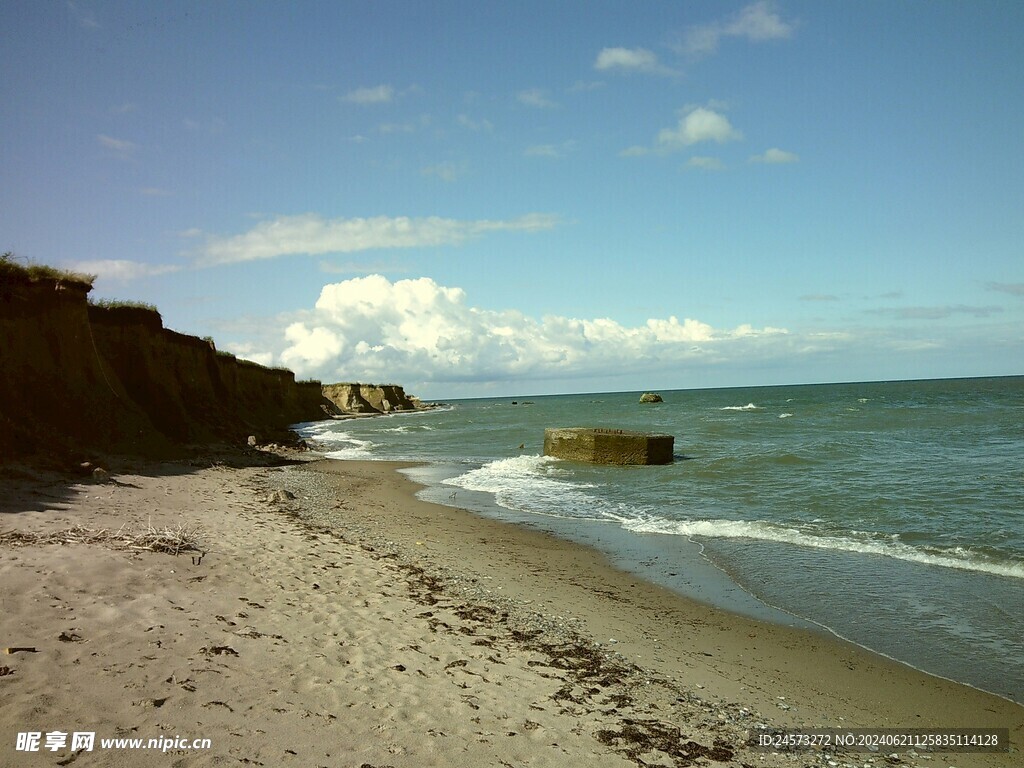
382, 457, 1024, 707
1, 454, 1020, 766
290, 461, 1024, 728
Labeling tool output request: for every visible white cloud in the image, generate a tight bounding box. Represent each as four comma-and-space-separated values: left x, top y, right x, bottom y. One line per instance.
687, 156, 724, 171
378, 114, 430, 134
344, 84, 394, 104
524, 145, 559, 158
68, 1, 100, 29
657, 106, 742, 149
224, 343, 275, 367
183, 116, 226, 134
680, 1, 796, 57
65, 259, 180, 281
750, 147, 799, 164
268, 275, 788, 385
517, 88, 557, 108
193, 213, 560, 266
620, 145, 651, 157
524, 141, 575, 158
281, 324, 345, 370
97, 134, 137, 158
457, 114, 493, 132
594, 47, 676, 76
727, 1, 796, 41
421, 162, 463, 182
568, 80, 605, 93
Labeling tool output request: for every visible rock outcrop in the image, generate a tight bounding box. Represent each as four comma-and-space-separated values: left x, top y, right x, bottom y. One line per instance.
639, 392, 664, 403
543, 428, 674, 465
321, 383, 430, 416
0, 265, 334, 463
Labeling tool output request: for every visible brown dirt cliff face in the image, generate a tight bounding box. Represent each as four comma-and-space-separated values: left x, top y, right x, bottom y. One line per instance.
0, 276, 331, 464
321, 383, 421, 414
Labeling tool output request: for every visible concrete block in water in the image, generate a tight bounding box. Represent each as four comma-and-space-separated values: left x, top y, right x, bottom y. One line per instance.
543, 428, 674, 465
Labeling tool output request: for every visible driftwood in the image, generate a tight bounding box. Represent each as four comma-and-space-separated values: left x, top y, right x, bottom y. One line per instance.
0, 522, 205, 556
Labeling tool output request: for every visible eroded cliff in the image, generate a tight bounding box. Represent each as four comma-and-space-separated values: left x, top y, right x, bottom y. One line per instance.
321, 383, 428, 415
0, 266, 334, 463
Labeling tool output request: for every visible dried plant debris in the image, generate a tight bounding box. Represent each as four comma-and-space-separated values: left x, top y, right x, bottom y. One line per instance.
199, 645, 239, 657
596, 719, 734, 767
0, 523, 205, 557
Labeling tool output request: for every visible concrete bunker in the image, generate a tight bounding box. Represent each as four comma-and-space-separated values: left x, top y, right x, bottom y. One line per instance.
543, 428, 674, 465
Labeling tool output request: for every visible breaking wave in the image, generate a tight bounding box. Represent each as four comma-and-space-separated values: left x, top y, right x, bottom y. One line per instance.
624, 517, 1024, 580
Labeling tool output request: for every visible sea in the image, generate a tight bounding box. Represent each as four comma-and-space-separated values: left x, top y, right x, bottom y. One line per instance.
294, 376, 1024, 704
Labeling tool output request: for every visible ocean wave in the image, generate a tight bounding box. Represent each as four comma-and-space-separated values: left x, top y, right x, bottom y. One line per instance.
293, 423, 378, 459
623, 517, 1024, 580
720, 403, 760, 411
779, 413, 794, 419
323, 436, 376, 459
442, 455, 630, 523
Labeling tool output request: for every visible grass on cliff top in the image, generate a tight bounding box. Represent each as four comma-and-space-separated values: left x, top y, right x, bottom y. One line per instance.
89, 297, 160, 313
1, 251, 96, 288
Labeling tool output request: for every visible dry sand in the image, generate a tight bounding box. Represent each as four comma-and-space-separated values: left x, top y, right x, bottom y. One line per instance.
1, 455, 1020, 767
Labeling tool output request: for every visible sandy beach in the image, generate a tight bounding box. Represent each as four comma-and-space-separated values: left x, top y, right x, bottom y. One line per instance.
2, 454, 1020, 767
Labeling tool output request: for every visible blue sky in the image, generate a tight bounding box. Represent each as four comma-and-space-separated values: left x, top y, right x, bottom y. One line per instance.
3, 1, 1022, 398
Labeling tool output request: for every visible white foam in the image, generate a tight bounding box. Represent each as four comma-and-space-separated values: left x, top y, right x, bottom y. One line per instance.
624, 517, 1024, 580
721, 403, 760, 411
323, 435, 376, 460
443, 455, 631, 523
294, 422, 378, 459
779, 413, 794, 419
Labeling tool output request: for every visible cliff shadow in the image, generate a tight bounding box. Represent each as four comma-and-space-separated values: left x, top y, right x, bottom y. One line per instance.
0, 448, 311, 518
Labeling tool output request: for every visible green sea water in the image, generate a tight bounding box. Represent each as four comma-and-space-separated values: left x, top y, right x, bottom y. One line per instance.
296, 376, 1024, 703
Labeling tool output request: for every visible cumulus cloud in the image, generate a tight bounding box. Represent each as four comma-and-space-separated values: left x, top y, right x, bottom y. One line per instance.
193, 213, 559, 266
343, 84, 394, 104
750, 147, 799, 164
594, 47, 677, 76
270, 275, 788, 385
680, 1, 795, 58
224, 343, 275, 368
657, 106, 742, 149
65, 259, 180, 281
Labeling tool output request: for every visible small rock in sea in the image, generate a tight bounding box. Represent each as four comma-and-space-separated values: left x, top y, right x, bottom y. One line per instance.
639, 392, 663, 403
